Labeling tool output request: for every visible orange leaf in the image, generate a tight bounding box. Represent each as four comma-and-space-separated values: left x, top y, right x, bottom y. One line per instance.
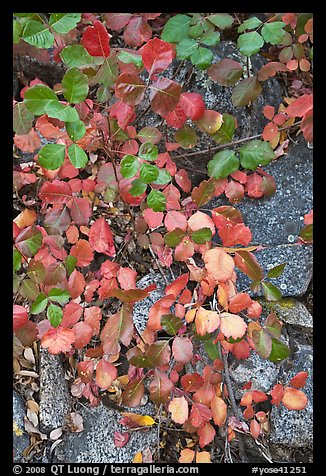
220, 312, 247, 340
211, 395, 227, 427
41, 326, 76, 354
281, 387, 308, 410
96, 358, 118, 389
70, 239, 94, 267
289, 371, 308, 389
188, 211, 215, 235
132, 452, 143, 463
14, 128, 41, 153
14, 209, 37, 228
66, 225, 79, 244
121, 413, 155, 427
195, 451, 211, 463
197, 422, 216, 448
195, 307, 220, 336
250, 419, 261, 439
203, 248, 234, 284
178, 448, 195, 463
168, 396, 189, 424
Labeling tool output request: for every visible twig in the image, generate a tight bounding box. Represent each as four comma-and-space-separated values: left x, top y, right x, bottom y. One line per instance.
148, 244, 169, 286
156, 404, 163, 462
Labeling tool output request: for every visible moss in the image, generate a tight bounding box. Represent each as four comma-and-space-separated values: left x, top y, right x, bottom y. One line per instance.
258, 297, 296, 311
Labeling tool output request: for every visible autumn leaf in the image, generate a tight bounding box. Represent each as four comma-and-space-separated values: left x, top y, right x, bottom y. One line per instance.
250, 419, 261, 439
121, 412, 155, 427
195, 307, 220, 336
149, 369, 174, 404
41, 326, 76, 354
141, 37, 175, 78
172, 336, 193, 364
198, 422, 216, 448
168, 396, 189, 424
13, 305, 29, 331
289, 371, 309, 389
179, 448, 195, 463
101, 304, 134, 355
211, 395, 227, 427
190, 402, 212, 427
203, 247, 235, 284
82, 21, 111, 57
88, 217, 115, 257
220, 312, 247, 340
281, 387, 308, 411
70, 239, 94, 267
195, 451, 211, 463
95, 358, 118, 389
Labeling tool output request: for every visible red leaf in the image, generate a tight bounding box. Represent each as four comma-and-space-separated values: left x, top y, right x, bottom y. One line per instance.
181, 373, 204, 393
252, 390, 268, 403
245, 173, 264, 198
104, 13, 132, 30
39, 180, 72, 204
179, 448, 195, 463
232, 340, 251, 359
41, 326, 76, 354
230, 170, 247, 184
84, 306, 102, 335
109, 100, 136, 130
175, 237, 194, 262
115, 73, 146, 105
163, 184, 181, 210
301, 109, 313, 142
169, 396, 189, 424
198, 423, 216, 448
270, 383, 285, 406
286, 94, 313, 118
14, 128, 41, 153
172, 336, 193, 364
70, 239, 93, 267
262, 105, 275, 120
108, 285, 156, 303
114, 431, 130, 448
89, 217, 115, 257
164, 211, 187, 232
234, 250, 264, 281
246, 301, 262, 319
96, 358, 118, 389
149, 79, 182, 116
250, 419, 261, 439
13, 305, 29, 332
190, 402, 212, 428
195, 307, 220, 336
175, 169, 192, 193
179, 92, 205, 121
211, 205, 243, 228
149, 369, 174, 404
77, 360, 95, 383
289, 371, 308, 389
62, 302, 83, 328
188, 211, 215, 236
73, 321, 93, 349
122, 377, 145, 407
66, 225, 79, 244
257, 62, 288, 81
208, 59, 243, 86
164, 103, 187, 128
191, 179, 216, 207
143, 209, 164, 229
101, 304, 134, 355
165, 273, 189, 299
15, 320, 38, 347
82, 21, 110, 57
218, 223, 252, 247
229, 293, 253, 314
203, 248, 234, 284
225, 180, 244, 204
117, 267, 137, 290
141, 37, 175, 78
68, 269, 86, 299
147, 295, 175, 331
123, 16, 152, 47
69, 197, 92, 225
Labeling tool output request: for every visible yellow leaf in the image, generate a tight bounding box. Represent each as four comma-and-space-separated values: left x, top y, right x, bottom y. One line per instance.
121, 412, 155, 427
13, 421, 23, 437
132, 452, 143, 463
196, 451, 212, 463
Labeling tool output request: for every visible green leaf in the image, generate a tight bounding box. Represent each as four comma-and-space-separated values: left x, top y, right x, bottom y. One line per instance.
24, 84, 58, 115
138, 142, 158, 162
237, 31, 264, 56
268, 338, 290, 362
164, 228, 186, 247
252, 329, 272, 359
264, 313, 282, 339
140, 163, 159, 184
120, 155, 140, 179
47, 304, 63, 328
204, 338, 221, 360
261, 22, 286, 45
30, 292, 48, 314
89, 58, 119, 88
96, 85, 111, 103
238, 17, 262, 33
13, 249, 22, 272
153, 169, 172, 185
161, 314, 183, 335
176, 39, 198, 59
232, 76, 262, 107
147, 189, 166, 212
68, 144, 88, 168
22, 20, 54, 48
262, 282, 282, 301
19, 279, 39, 301
207, 13, 233, 29
60, 45, 94, 67
65, 255, 77, 276
161, 14, 191, 43
13, 20, 23, 43
207, 149, 239, 179
211, 113, 236, 144
175, 125, 198, 149
239, 140, 275, 170
191, 46, 213, 70
49, 13, 81, 34
66, 119, 86, 141
45, 101, 79, 122
118, 51, 143, 68
48, 288, 70, 305
191, 227, 212, 245
267, 262, 287, 279
201, 31, 220, 46
189, 22, 205, 39
38, 144, 66, 170
129, 179, 147, 197
62, 68, 89, 104
13, 102, 34, 135
299, 224, 313, 242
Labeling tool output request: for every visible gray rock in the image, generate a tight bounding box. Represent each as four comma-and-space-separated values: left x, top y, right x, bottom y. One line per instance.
39, 349, 72, 433
234, 244, 313, 297
55, 402, 157, 463
269, 344, 313, 449
258, 299, 313, 332
13, 391, 30, 462
133, 271, 167, 333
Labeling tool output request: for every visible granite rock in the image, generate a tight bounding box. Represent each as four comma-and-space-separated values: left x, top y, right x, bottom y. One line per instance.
13, 391, 30, 462
39, 349, 72, 433
259, 299, 313, 332
54, 401, 157, 463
